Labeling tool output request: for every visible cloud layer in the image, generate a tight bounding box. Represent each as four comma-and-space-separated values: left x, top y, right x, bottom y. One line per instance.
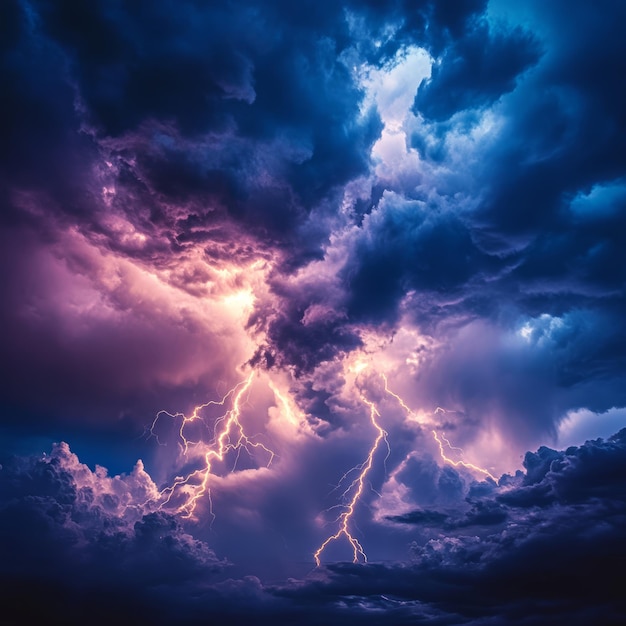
2, 431, 625, 624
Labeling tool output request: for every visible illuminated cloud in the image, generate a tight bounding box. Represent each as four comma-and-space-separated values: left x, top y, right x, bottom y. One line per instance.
3, 430, 626, 623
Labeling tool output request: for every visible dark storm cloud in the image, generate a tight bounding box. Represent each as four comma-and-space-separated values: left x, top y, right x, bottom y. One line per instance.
463, 1, 626, 242
498, 430, 626, 507
404, 0, 626, 324
414, 20, 542, 121
33, 0, 255, 136
0, 0, 388, 435
0, 442, 229, 623
342, 193, 497, 324
0, 0, 380, 439
275, 430, 626, 625
399, 311, 626, 447
250, 313, 362, 375
350, 0, 489, 62
297, 0, 626, 441
1, 432, 625, 622
1, 0, 506, 264
249, 277, 362, 374
407, 0, 626, 313
393, 454, 466, 506
22, 0, 382, 237
0, 0, 97, 219
4, 0, 621, 392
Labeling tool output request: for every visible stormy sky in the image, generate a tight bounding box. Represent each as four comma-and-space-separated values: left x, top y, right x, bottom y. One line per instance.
1, 0, 625, 623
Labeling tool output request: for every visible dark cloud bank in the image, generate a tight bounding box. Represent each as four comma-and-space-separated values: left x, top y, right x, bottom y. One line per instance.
2, 0, 625, 433
1, 431, 625, 624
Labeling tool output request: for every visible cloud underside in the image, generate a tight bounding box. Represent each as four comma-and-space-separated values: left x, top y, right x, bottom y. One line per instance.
1, 0, 625, 438
1, 431, 625, 624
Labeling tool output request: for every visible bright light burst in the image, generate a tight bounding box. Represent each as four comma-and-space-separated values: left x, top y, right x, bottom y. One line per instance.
146, 359, 495, 564
147, 371, 275, 520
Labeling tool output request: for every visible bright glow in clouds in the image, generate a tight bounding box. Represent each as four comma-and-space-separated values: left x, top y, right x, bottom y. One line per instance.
360, 47, 431, 173
518, 314, 564, 344
383, 376, 497, 481
72, 182, 517, 563
361, 46, 431, 131
557, 407, 626, 448
148, 372, 275, 520
140, 321, 508, 565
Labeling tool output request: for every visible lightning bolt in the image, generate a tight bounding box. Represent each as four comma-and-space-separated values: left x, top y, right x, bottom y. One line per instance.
314, 390, 389, 566
267, 379, 304, 431
382, 375, 496, 482
431, 429, 496, 481
438, 431, 463, 453
382, 374, 415, 419
147, 371, 275, 521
